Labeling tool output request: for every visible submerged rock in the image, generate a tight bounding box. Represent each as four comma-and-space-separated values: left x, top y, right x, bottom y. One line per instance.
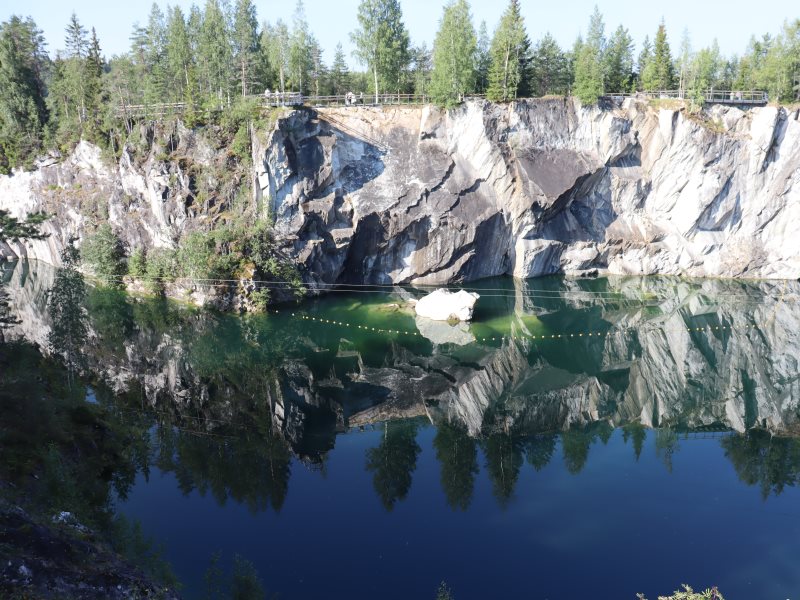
414, 289, 480, 321
414, 315, 476, 345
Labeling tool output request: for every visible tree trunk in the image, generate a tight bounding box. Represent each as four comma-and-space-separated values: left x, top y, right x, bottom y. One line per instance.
374, 64, 379, 105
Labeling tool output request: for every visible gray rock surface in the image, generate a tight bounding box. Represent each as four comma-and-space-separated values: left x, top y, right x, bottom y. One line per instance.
4, 261, 799, 446
252, 99, 800, 284
2, 98, 800, 297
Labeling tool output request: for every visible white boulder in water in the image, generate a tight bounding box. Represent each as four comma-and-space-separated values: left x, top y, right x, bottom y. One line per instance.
414, 289, 480, 322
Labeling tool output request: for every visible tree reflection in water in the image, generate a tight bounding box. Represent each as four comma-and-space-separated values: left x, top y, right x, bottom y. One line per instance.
365, 420, 422, 511
433, 423, 478, 510
722, 430, 800, 499
4, 260, 800, 595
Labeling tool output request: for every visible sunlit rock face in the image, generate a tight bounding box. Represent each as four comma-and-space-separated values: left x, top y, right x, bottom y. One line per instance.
3, 99, 799, 295
253, 99, 800, 285
4, 261, 800, 459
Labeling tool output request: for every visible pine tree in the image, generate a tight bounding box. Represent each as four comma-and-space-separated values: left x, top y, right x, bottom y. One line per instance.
232, 0, 259, 97
574, 44, 604, 103
573, 7, 605, 103
411, 42, 432, 96
0, 16, 49, 172
199, 0, 233, 105
47, 13, 90, 146
83, 27, 104, 139
65, 13, 88, 122
475, 21, 490, 93
566, 35, 583, 93
531, 33, 569, 96
430, 0, 477, 107
351, 0, 411, 103
65, 12, 87, 59
330, 43, 351, 95
637, 35, 652, 89
165, 6, 193, 103
642, 20, 674, 91
486, 0, 530, 102
604, 25, 633, 92
308, 35, 326, 96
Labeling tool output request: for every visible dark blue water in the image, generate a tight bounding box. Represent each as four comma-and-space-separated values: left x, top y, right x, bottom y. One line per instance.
4, 261, 800, 599
119, 426, 800, 599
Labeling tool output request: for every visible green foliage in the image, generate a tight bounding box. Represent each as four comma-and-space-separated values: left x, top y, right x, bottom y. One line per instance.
232, 0, 260, 98
124, 220, 304, 305
81, 223, 126, 286
481, 433, 523, 506
573, 7, 605, 104
436, 581, 455, 600
351, 0, 411, 102
365, 420, 421, 510
198, 0, 233, 104
486, 0, 531, 102
41, 443, 81, 511
574, 43, 604, 104
722, 429, 800, 498
641, 21, 675, 91
430, 0, 477, 107
433, 423, 477, 510
144, 248, 177, 295
249, 288, 272, 311
231, 554, 266, 600
330, 42, 352, 95
604, 25, 634, 92
45, 12, 106, 152
111, 514, 179, 589
128, 248, 146, 277
0, 209, 48, 243
637, 584, 725, 600
410, 42, 432, 96
47, 246, 88, 379
530, 33, 570, 97
0, 16, 49, 173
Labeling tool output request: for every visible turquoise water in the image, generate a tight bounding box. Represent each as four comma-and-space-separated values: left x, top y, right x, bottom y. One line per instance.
2, 260, 800, 598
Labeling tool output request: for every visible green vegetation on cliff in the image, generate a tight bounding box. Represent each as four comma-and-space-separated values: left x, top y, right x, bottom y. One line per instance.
2, 1, 800, 171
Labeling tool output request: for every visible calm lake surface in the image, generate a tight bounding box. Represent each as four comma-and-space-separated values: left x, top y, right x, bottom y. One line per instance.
2, 260, 800, 599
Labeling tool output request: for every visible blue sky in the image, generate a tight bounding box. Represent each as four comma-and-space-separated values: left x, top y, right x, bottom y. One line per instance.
2, 0, 797, 66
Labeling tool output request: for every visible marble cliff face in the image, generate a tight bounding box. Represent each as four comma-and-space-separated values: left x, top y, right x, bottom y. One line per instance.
2, 98, 800, 292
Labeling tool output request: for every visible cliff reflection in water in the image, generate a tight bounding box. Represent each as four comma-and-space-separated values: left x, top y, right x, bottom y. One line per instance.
3, 259, 800, 515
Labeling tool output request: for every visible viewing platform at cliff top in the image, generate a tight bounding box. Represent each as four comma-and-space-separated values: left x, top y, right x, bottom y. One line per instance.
115, 89, 769, 119
604, 89, 769, 106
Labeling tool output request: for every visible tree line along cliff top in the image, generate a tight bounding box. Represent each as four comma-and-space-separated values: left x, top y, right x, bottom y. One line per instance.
1, 0, 799, 175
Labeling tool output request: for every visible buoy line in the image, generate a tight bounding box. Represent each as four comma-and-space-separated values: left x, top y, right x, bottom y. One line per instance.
288, 312, 763, 344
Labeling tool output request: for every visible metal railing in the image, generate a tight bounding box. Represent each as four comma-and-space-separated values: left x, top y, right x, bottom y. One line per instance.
603, 89, 769, 105
117, 89, 771, 120
116, 93, 433, 119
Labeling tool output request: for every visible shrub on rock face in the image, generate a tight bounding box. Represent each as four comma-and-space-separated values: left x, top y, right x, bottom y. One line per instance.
127, 248, 146, 277
143, 249, 177, 295
80, 224, 126, 287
